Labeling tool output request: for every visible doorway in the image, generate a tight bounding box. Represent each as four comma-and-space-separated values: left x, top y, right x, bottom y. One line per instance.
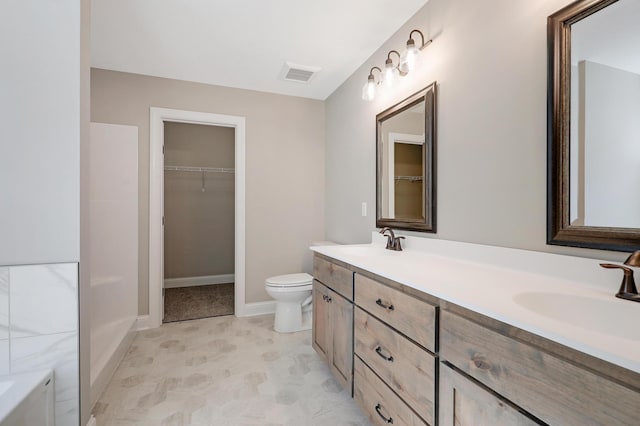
148, 108, 246, 329
162, 122, 235, 322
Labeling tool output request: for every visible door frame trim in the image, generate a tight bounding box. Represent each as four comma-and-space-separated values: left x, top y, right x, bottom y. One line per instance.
149, 107, 246, 327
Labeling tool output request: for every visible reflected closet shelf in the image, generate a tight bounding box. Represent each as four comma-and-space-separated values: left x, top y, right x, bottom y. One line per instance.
164, 165, 235, 174
394, 176, 423, 182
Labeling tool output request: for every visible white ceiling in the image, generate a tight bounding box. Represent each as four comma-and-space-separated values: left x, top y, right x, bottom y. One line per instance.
91, 0, 429, 100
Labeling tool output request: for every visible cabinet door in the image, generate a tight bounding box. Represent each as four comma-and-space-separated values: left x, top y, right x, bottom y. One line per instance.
439, 364, 541, 426
312, 280, 330, 362
330, 288, 353, 393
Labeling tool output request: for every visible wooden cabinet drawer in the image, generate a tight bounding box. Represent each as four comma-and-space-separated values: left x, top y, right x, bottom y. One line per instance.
440, 310, 640, 426
355, 307, 435, 425
313, 256, 353, 300
355, 274, 436, 351
439, 363, 541, 426
354, 357, 428, 426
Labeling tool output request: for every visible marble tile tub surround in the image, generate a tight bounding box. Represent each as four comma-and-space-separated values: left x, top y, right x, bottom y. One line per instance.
311, 233, 640, 373
0, 263, 79, 426
94, 314, 368, 425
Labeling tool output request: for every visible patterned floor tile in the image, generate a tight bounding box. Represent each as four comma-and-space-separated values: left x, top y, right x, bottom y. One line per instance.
94, 314, 369, 425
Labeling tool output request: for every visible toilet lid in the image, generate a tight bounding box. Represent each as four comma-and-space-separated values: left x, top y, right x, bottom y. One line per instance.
265, 273, 313, 288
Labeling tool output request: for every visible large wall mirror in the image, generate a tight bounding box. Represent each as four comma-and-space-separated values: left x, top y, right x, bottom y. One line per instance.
377, 83, 436, 232
548, 0, 640, 250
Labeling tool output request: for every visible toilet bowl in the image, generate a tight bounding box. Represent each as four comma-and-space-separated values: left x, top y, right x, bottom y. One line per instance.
265, 273, 313, 333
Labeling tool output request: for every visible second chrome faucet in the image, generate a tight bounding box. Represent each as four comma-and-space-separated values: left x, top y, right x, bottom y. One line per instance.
379, 227, 405, 251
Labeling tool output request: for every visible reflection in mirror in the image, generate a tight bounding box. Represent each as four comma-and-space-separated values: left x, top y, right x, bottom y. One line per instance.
569, 0, 640, 229
377, 83, 436, 232
380, 102, 425, 220
548, 0, 640, 250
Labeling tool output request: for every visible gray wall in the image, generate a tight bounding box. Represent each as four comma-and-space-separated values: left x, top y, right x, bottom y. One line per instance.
325, 0, 624, 261
164, 122, 235, 279
91, 69, 326, 312
0, 1, 81, 266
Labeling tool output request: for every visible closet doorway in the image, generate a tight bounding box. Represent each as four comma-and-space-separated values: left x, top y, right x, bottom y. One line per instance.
149, 108, 245, 329
162, 122, 235, 322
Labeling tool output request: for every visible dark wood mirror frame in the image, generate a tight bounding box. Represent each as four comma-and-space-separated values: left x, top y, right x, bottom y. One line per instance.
376, 82, 437, 232
547, 0, 640, 251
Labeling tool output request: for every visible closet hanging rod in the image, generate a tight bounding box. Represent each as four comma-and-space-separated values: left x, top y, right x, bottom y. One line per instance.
164, 165, 235, 174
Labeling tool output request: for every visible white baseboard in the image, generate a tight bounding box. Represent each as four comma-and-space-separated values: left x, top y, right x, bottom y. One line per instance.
164, 274, 234, 289
135, 315, 152, 331
237, 300, 276, 317
136, 300, 274, 328
90, 322, 136, 410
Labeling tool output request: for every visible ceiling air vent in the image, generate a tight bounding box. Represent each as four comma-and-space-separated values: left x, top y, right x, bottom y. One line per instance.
280, 62, 321, 84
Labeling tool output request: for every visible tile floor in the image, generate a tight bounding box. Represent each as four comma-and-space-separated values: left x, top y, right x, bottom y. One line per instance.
93, 314, 369, 425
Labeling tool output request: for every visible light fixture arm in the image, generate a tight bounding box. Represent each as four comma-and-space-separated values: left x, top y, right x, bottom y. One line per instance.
386, 50, 401, 65
368, 66, 382, 81
408, 29, 432, 50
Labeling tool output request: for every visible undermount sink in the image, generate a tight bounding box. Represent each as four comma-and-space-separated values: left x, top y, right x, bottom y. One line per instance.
513, 291, 638, 340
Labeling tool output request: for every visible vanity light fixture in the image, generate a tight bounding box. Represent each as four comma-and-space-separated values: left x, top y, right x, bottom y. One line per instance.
362, 66, 382, 101
362, 29, 433, 101
400, 30, 432, 73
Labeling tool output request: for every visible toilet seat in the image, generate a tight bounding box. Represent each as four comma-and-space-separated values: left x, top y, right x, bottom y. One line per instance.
265, 273, 313, 288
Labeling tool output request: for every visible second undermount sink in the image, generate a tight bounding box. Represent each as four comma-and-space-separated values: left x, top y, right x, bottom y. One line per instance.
513, 291, 638, 340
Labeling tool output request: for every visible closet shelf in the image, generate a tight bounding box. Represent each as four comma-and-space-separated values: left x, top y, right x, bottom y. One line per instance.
395, 176, 423, 182
164, 165, 235, 174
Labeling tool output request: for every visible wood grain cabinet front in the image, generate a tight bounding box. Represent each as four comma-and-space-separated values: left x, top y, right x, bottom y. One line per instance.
353, 273, 438, 425
354, 357, 428, 426
439, 363, 542, 426
355, 274, 436, 352
354, 307, 435, 425
312, 278, 353, 393
313, 255, 353, 300
440, 310, 640, 426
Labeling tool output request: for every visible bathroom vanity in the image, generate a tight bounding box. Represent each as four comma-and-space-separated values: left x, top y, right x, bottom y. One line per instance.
311, 236, 640, 425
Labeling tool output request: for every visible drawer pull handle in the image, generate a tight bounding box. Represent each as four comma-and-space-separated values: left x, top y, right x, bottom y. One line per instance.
322, 295, 332, 302
326, 295, 332, 302
375, 403, 394, 424
375, 298, 394, 311
375, 346, 394, 362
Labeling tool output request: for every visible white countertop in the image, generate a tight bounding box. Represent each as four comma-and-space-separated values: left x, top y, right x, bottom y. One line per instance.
311, 234, 640, 374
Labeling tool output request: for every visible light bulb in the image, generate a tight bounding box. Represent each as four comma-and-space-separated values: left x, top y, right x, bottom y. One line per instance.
362, 79, 376, 101
383, 63, 399, 88
400, 40, 419, 73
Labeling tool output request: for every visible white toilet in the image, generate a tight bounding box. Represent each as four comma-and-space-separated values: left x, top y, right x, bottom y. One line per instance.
265, 272, 313, 333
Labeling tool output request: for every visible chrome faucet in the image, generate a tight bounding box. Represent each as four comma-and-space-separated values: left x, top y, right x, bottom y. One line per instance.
379, 227, 405, 251
600, 250, 640, 303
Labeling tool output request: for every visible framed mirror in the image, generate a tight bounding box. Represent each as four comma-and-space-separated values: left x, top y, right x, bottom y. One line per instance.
548, 0, 640, 250
377, 82, 436, 232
